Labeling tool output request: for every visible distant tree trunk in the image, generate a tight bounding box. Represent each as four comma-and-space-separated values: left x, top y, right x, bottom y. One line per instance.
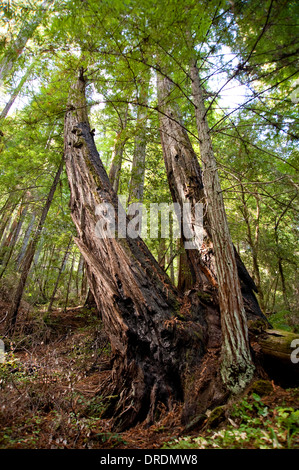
0, 0, 53, 85
273, 197, 295, 312
47, 236, 72, 313
128, 72, 150, 204
0, 203, 28, 278
81, 261, 88, 300
270, 273, 280, 313
64, 254, 75, 311
41, 244, 56, 299
0, 203, 26, 252
16, 212, 36, 268
0, 217, 12, 250
0, 63, 35, 120
240, 188, 265, 310
0, 210, 11, 244
5, 160, 63, 335
278, 257, 290, 311
32, 246, 49, 302
84, 288, 99, 314
189, 58, 255, 393
76, 253, 84, 299
0, 196, 19, 243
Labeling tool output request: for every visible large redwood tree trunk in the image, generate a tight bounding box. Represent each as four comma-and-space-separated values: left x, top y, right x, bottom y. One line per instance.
64, 70, 267, 430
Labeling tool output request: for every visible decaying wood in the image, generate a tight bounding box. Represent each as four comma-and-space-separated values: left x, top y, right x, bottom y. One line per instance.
254, 328, 299, 387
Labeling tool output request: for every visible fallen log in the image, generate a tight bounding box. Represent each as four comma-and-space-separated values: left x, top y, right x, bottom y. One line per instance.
257, 328, 299, 362
255, 328, 299, 387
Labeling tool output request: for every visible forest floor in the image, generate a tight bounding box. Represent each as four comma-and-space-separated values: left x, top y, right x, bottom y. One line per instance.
0, 301, 298, 450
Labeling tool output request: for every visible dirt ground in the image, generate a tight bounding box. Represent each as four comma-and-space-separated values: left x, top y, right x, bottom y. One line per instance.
0, 302, 298, 449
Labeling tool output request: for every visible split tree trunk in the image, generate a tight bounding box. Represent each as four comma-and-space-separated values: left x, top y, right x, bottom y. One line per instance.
64, 70, 214, 430
63, 70, 270, 430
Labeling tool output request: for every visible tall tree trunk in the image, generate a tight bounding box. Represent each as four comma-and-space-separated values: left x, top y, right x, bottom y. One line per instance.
0, 203, 26, 253
278, 257, 290, 311
5, 159, 63, 335
156, 73, 262, 321
273, 197, 295, 312
189, 58, 255, 393
0, 195, 19, 243
240, 188, 265, 310
41, 244, 56, 299
0, 203, 28, 277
